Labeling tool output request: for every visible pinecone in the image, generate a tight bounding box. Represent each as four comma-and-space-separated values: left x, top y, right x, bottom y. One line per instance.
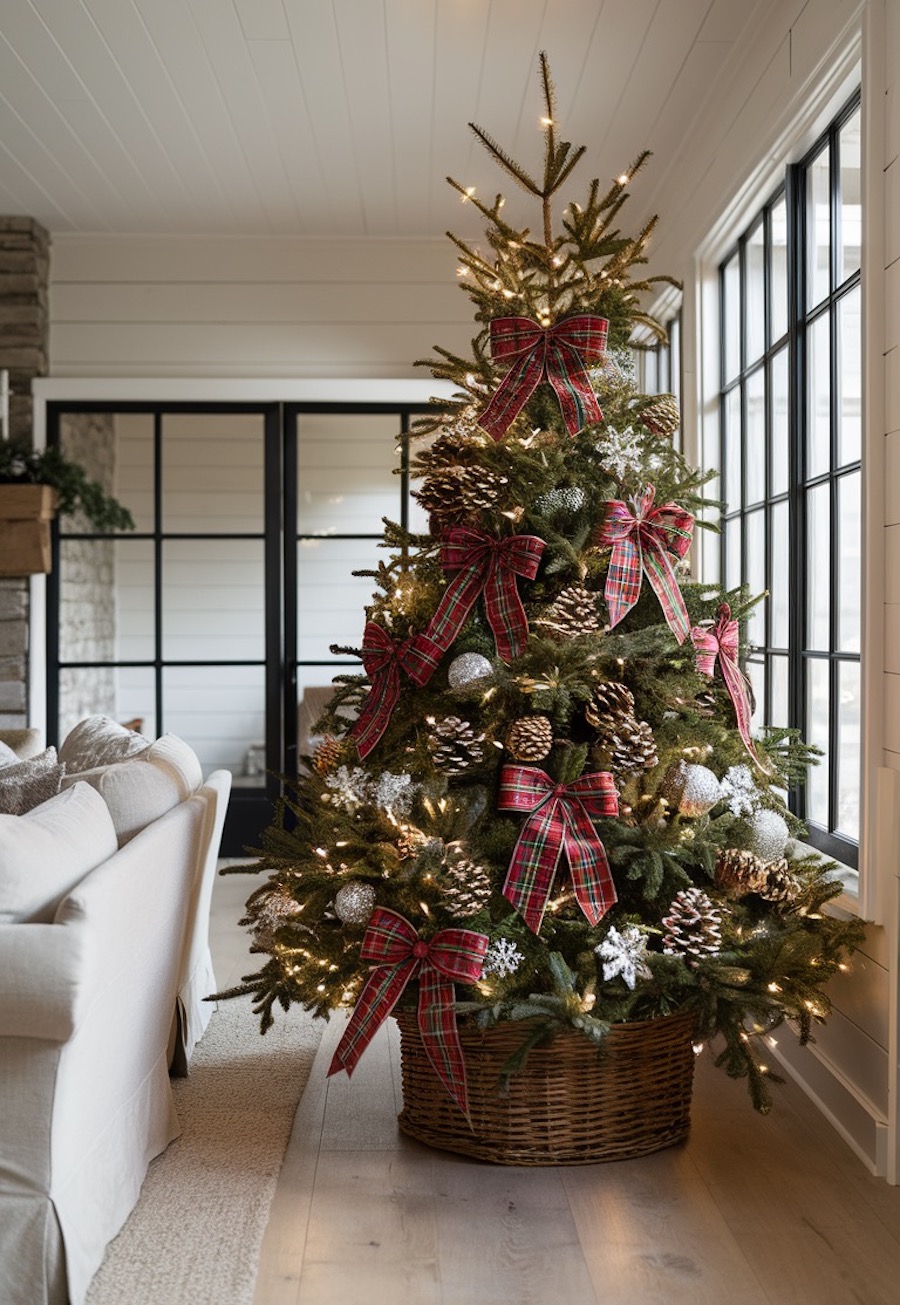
607, 718, 658, 777
413, 465, 509, 520
415, 430, 481, 469
585, 681, 636, 729
715, 848, 770, 896
640, 393, 680, 438
428, 716, 486, 775
662, 887, 723, 960
396, 827, 429, 861
505, 715, 553, 762
535, 584, 603, 638
756, 859, 802, 904
311, 735, 345, 775
441, 857, 493, 917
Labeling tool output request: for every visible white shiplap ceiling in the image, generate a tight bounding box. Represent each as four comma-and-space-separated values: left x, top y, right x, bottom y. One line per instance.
0, 0, 770, 240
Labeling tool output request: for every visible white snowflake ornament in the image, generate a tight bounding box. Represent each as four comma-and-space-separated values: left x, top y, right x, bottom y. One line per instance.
480, 937, 524, 979
719, 764, 761, 817
595, 924, 652, 990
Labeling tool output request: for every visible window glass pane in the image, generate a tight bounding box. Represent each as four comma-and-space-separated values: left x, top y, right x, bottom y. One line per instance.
58, 411, 147, 536
162, 412, 264, 534
724, 385, 742, 510
298, 413, 401, 535
725, 517, 741, 591
746, 220, 766, 364
745, 509, 766, 647
297, 537, 384, 662
669, 318, 681, 404
114, 667, 156, 742
747, 658, 765, 728
807, 312, 831, 479
746, 368, 766, 505
59, 538, 117, 667
806, 483, 831, 651
723, 254, 740, 382
770, 346, 789, 496
806, 658, 830, 827
839, 107, 861, 283
836, 660, 861, 840
162, 539, 264, 661
769, 653, 789, 727
837, 471, 861, 653
58, 666, 156, 750
163, 664, 265, 781
770, 501, 789, 647
657, 343, 669, 392
807, 146, 831, 309
770, 197, 788, 342
114, 538, 155, 661
837, 286, 861, 466
644, 349, 658, 394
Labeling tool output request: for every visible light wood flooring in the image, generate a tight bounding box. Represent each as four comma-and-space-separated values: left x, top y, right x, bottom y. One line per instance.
209, 869, 900, 1305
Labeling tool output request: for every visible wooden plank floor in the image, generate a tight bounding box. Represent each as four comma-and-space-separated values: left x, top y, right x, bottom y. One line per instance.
211, 871, 900, 1305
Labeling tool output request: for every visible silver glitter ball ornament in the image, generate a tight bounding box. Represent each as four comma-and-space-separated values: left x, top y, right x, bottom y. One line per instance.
334, 881, 376, 926
677, 763, 722, 816
447, 652, 493, 690
748, 808, 790, 861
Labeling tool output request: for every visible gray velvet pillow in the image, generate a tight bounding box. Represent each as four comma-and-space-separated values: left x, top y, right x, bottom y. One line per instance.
0, 747, 66, 815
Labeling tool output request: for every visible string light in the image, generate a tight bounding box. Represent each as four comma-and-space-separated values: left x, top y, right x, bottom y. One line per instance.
461, 186, 476, 202
617, 173, 630, 185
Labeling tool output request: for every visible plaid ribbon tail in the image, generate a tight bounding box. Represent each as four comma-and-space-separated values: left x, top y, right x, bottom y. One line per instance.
546, 338, 603, 434
416, 968, 471, 1117
328, 957, 416, 1079
562, 799, 617, 926
692, 609, 772, 773
502, 799, 565, 934
422, 564, 484, 656
479, 347, 546, 441
642, 541, 691, 644
350, 663, 400, 759
605, 535, 643, 627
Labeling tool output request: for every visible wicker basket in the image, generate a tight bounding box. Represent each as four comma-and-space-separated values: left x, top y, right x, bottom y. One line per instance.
395, 1008, 697, 1165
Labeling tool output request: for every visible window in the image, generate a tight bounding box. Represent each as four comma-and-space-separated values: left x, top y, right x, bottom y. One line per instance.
717, 92, 861, 868
639, 311, 683, 455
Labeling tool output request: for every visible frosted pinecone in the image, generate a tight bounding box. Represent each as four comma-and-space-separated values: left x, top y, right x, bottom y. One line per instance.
639, 393, 681, 438
535, 584, 603, 638
662, 888, 723, 960
414, 465, 509, 520
415, 430, 482, 468
441, 857, 493, 917
428, 716, 486, 775
587, 682, 657, 776
505, 715, 554, 762
756, 859, 802, 904
311, 734, 345, 775
715, 848, 770, 897
606, 717, 658, 777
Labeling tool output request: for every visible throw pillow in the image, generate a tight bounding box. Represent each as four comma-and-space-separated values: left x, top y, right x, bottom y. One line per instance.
0, 782, 118, 923
0, 747, 65, 815
59, 715, 149, 772
0, 739, 19, 767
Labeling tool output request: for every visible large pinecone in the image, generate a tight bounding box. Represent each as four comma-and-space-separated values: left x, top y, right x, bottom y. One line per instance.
428, 716, 485, 775
640, 393, 680, 438
585, 681, 635, 729
715, 848, 769, 896
587, 681, 658, 776
662, 887, 723, 960
756, 859, 802, 903
413, 465, 509, 520
441, 856, 493, 917
535, 584, 603, 638
505, 715, 553, 762
414, 430, 482, 469
311, 735, 345, 775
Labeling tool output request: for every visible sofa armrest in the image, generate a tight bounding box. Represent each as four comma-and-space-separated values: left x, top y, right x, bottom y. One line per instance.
0, 921, 87, 1040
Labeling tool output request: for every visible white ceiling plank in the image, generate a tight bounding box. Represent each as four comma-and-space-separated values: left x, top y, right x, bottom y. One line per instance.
186, 0, 301, 232
233, 0, 292, 42
384, 0, 438, 237
131, 0, 268, 231
82, 0, 232, 225
697, 0, 755, 43
28, 0, 186, 227
0, 135, 81, 230
282, 0, 366, 236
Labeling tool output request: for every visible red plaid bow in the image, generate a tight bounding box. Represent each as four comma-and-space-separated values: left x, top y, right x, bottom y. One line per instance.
328, 906, 489, 1116
349, 622, 442, 758
691, 603, 771, 772
596, 485, 694, 644
497, 765, 619, 933
478, 314, 609, 440
422, 527, 545, 664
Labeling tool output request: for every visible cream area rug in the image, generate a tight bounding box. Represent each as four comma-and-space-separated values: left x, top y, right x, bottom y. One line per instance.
85, 997, 322, 1305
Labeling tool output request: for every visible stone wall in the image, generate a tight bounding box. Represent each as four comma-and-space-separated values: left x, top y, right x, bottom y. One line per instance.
0, 217, 50, 729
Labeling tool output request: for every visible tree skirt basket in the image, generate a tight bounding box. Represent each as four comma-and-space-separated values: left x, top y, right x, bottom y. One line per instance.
395, 1008, 698, 1166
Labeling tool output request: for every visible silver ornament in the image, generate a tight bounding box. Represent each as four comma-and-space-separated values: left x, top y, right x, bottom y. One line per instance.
748, 808, 790, 861
334, 880, 376, 926
447, 652, 493, 690
533, 486, 586, 516
677, 763, 721, 816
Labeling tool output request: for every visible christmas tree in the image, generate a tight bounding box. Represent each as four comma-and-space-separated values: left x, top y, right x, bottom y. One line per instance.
220, 55, 862, 1129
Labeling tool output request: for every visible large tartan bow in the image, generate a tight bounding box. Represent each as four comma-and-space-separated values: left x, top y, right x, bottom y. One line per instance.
349, 622, 442, 758
497, 765, 619, 933
423, 527, 545, 663
596, 485, 694, 644
328, 907, 488, 1116
478, 314, 608, 440
691, 603, 771, 772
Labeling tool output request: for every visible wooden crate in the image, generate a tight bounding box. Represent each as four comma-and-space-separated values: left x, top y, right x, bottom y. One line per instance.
0, 484, 58, 576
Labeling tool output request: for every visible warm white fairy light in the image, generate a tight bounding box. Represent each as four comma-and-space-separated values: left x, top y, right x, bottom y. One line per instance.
617, 173, 630, 185
462, 186, 476, 202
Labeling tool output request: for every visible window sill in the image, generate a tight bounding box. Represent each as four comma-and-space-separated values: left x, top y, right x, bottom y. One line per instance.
791, 837, 860, 918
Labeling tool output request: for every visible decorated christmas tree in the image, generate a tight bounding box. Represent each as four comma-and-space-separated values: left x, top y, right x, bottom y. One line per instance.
220, 56, 862, 1155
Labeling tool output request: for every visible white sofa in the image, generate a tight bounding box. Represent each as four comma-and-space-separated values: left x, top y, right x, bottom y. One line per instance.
0, 721, 232, 1305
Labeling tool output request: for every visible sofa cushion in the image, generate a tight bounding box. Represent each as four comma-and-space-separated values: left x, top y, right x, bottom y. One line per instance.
0, 727, 43, 760
0, 747, 65, 815
0, 782, 118, 923
61, 734, 203, 846
0, 739, 18, 766
59, 715, 149, 772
